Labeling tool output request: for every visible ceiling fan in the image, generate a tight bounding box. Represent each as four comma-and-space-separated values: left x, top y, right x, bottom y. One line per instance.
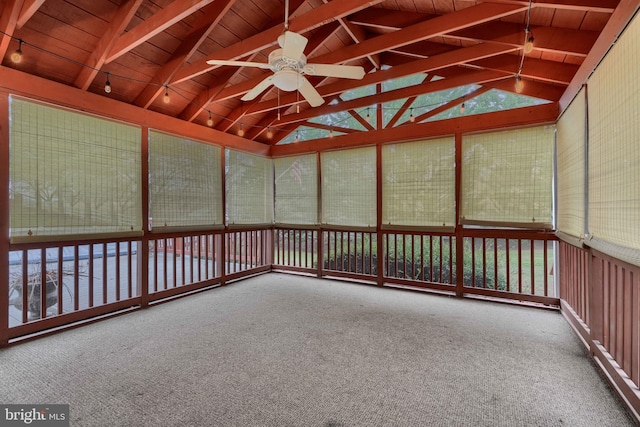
205, 0, 365, 107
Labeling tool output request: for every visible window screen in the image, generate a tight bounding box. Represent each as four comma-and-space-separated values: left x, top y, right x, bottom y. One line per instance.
274, 154, 318, 225
461, 125, 555, 229
556, 88, 586, 242
9, 97, 142, 242
226, 149, 274, 225
587, 12, 640, 265
382, 137, 455, 230
321, 146, 376, 228
149, 131, 223, 230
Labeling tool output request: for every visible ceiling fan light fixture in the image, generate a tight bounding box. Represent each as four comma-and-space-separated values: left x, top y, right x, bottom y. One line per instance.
273, 69, 303, 92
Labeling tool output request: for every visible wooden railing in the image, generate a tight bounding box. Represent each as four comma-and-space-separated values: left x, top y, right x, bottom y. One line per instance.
274, 227, 557, 304
559, 241, 640, 422
7, 238, 141, 339
461, 230, 556, 305
148, 231, 221, 301
5, 227, 271, 342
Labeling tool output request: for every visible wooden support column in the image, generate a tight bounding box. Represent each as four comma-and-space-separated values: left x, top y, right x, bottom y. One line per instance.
219, 150, 227, 284
138, 126, 150, 308
317, 152, 324, 278
376, 83, 384, 286
455, 132, 464, 297
0, 92, 10, 346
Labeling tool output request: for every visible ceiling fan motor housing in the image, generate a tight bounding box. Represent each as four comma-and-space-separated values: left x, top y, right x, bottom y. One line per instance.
269, 48, 307, 91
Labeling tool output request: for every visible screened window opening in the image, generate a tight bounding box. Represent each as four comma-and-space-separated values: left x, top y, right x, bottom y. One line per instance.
556, 88, 586, 242
461, 125, 555, 229
9, 97, 142, 242
149, 131, 223, 230
274, 154, 318, 225
382, 137, 455, 230
586, 11, 640, 264
226, 150, 274, 225
321, 147, 376, 228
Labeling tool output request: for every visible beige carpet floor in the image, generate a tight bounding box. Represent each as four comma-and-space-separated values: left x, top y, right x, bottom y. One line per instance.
0, 273, 633, 426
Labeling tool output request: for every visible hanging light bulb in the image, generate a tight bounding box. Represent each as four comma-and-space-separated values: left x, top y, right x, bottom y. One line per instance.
11, 39, 23, 63
237, 124, 245, 137
366, 108, 370, 122
524, 32, 535, 54
295, 132, 299, 143
163, 85, 170, 104
329, 129, 334, 138
515, 75, 525, 94
207, 112, 213, 127
460, 102, 465, 114
104, 73, 112, 94
409, 108, 415, 123
266, 127, 273, 139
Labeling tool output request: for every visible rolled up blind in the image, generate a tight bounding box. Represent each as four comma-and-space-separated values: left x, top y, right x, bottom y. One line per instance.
461, 125, 555, 229
9, 97, 142, 242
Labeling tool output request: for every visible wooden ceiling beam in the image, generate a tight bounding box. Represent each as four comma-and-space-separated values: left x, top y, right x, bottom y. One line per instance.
133, 0, 237, 108
479, 0, 618, 13
73, 0, 144, 90
271, 69, 507, 127
491, 77, 565, 100
348, 108, 375, 130
16, 0, 44, 29
105, 0, 215, 63
211, 3, 525, 103
353, 11, 599, 57
450, 24, 599, 57
0, 0, 24, 60
321, 0, 379, 69
385, 96, 418, 129
470, 54, 579, 84
171, 0, 386, 84
270, 103, 559, 155
304, 121, 362, 134
178, 66, 244, 124
397, 86, 493, 126
349, 9, 435, 31
245, 43, 517, 116
302, 3, 525, 68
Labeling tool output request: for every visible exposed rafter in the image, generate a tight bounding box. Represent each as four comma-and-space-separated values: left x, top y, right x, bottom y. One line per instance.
74, 0, 144, 90
133, 0, 238, 108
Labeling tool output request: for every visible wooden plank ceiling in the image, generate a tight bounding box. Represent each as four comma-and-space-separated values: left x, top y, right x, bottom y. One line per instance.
0, 0, 624, 145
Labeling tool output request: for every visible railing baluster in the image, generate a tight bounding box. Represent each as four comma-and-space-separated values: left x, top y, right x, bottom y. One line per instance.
115, 242, 121, 302
57, 247, 63, 316
74, 246, 80, 313
88, 245, 94, 308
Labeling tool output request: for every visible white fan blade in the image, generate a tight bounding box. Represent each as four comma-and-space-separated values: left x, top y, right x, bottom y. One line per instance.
206, 59, 271, 70
304, 63, 365, 80
282, 31, 308, 61
241, 75, 275, 101
297, 76, 324, 107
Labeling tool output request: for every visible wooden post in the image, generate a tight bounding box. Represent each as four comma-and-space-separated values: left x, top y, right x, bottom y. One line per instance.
0, 93, 10, 346
455, 133, 464, 297
138, 126, 150, 307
